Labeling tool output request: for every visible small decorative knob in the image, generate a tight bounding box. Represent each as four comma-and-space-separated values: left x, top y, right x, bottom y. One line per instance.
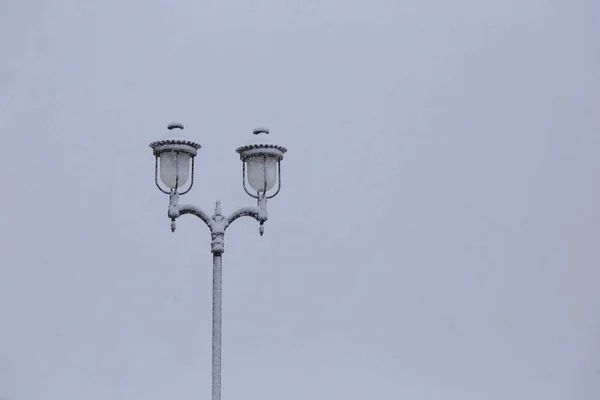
253, 128, 269, 135
168, 123, 184, 130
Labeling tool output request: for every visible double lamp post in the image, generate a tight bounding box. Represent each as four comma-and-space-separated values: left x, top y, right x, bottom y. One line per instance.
149, 124, 287, 400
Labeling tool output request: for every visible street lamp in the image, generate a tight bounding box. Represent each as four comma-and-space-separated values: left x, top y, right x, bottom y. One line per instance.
149, 123, 287, 400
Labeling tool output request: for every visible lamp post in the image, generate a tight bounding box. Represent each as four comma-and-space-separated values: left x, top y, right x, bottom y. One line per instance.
149, 124, 287, 400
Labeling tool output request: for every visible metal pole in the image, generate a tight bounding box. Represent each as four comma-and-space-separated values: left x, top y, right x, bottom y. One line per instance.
212, 252, 223, 400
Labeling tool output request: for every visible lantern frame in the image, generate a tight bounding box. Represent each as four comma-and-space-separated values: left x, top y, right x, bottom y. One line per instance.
236, 132, 287, 200
149, 137, 201, 195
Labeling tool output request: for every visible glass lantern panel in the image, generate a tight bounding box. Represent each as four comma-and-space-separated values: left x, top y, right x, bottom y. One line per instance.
159, 151, 191, 189
247, 156, 277, 192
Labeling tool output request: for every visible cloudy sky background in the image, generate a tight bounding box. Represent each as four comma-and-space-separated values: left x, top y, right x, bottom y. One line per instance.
1, 0, 599, 399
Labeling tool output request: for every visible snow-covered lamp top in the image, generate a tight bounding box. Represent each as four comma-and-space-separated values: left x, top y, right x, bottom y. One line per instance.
149, 123, 201, 157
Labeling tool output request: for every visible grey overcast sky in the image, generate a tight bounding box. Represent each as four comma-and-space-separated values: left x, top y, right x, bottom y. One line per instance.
1, 0, 599, 399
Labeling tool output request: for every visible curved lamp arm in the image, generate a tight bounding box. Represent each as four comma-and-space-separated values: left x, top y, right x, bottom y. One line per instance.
168, 192, 212, 229
225, 206, 266, 228
225, 194, 268, 233
175, 204, 212, 227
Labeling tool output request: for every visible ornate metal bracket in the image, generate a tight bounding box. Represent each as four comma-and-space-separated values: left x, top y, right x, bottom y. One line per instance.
167, 192, 268, 254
